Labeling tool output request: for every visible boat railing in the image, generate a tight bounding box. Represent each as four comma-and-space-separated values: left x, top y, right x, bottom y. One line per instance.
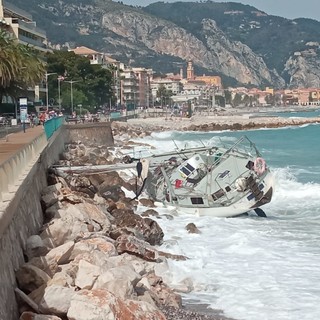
213, 136, 261, 166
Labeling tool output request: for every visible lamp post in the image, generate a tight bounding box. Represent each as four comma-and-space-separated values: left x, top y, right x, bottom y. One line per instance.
57, 75, 65, 112
45, 72, 57, 111
65, 80, 80, 114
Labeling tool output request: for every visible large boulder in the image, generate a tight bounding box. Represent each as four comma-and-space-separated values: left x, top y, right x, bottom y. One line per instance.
39, 285, 75, 316
75, 260, 100, 290
110, 209, 164, 246
93, 265, 141, 299
115, 235, 159, 262
67, 289, 166, 320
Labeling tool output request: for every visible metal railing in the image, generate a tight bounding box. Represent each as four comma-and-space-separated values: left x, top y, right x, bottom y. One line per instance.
43, 116, 65, 139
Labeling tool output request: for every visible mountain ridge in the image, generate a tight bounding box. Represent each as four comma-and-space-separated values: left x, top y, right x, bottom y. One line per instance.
8, 0, 320, 88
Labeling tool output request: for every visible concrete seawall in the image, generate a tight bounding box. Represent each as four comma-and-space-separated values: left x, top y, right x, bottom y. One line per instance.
65, 122, 114, 146
0, 122, 113, 319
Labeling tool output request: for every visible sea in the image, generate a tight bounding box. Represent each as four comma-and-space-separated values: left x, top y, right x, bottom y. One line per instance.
130, 110, 320, 320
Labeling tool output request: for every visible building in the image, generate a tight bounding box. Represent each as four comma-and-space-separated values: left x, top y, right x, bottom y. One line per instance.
150, 78, 183, 98
1, 0, 49, 52
186, 60, 222, 89
194, 75, 222, 90
186, 60, 195, 80
120, 68, 139, 109
0, 0, 50, 108
69, 46, 104, 65
132, 68, 152, 108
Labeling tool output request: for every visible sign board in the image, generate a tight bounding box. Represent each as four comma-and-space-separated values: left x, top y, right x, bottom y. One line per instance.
19, 98, 28, 122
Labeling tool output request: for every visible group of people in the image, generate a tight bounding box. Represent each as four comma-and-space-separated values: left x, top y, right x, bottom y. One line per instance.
27, 110, 64, 127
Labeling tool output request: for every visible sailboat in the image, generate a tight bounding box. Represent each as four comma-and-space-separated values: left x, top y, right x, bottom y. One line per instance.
135, 135, 274, 217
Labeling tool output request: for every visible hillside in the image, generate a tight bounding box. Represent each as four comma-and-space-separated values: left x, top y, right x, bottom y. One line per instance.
8, 0, 320, 88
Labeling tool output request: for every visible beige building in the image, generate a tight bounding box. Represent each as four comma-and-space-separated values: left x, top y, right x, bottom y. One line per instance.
69, 46, 104, 65
120, 67, 152, 109
1, 0, 49, 52
150, 78, 183, 97
0, 0, 50, 107
132, 68, 152, 108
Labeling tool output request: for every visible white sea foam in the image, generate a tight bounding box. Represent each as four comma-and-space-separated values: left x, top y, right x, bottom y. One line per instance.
132, 128, 320, 320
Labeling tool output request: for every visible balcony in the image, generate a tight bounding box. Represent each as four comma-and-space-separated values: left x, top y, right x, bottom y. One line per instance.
18, 19, 46, 38
18, 34, 47, 50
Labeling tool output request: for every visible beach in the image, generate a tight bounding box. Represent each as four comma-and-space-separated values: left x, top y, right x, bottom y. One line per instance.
125, 106, 320, 132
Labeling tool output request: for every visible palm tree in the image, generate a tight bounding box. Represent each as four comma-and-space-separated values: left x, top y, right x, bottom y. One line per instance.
0, 29, 46, 104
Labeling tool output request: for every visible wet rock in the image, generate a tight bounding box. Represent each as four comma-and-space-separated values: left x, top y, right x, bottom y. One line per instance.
141, 209, 160, 218
99, 184, 125, 202
186, 223, 201, 234
139, 198, 156, 207
110, 208, 164, 245
115, 234, 159, 262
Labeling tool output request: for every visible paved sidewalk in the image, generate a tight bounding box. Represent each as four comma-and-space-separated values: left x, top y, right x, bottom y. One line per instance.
0, 125, 45, 165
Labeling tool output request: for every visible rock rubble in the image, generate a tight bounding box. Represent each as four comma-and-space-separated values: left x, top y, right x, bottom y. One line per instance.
15, 123, 238, 320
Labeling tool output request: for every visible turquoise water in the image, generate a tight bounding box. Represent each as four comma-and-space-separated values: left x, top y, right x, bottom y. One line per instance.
172, 123, 320, 184
133, 121, 320, 320
269, 110, 320, 118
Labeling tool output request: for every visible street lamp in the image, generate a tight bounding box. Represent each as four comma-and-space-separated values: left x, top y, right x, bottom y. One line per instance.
65, 80, 80, 114
45, 72, 57, 111
57, 75, 65, 112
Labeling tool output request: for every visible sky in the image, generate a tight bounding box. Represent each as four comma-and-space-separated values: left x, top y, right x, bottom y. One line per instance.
120, 0, 320, 21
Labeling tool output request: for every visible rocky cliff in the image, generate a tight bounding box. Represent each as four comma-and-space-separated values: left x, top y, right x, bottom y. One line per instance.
9, 0, 320, 88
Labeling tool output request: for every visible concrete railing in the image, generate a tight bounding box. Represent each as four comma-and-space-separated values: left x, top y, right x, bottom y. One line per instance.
0, 132, 47, 206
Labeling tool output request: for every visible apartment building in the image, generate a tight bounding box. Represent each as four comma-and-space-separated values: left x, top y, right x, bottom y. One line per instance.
0, 0, 50, 107
132, 68, 152, 108
120, 69, 139, 109
150, 78, 183, 97
1, 0, 49, 52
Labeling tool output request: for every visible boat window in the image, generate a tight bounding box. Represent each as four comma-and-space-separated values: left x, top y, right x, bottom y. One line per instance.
212, 189, 225, 201
191, 197, 204, 204
180, 163, 195, 176
186, 163, 195, 172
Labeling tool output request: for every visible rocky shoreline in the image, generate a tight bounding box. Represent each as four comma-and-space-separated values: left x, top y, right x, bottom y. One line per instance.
16, 112, 320, 320
125, 110, 320, 133
16, 123, 238, 320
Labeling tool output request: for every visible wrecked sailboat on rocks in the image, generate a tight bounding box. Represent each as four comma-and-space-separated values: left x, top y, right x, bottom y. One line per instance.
120, 135, 273, 217
54, 136, 274, 218
133, 135, 274, 217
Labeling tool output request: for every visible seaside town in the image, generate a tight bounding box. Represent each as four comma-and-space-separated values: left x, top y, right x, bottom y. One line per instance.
1, 0, 320, 128
1, 1, 320, 320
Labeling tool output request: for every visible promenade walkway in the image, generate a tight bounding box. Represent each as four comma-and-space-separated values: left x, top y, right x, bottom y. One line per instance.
0, 125, 45, 165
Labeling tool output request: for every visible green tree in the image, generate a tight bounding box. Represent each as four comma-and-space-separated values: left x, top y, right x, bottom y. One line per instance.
232, 93, 242, 107
0, 30, 46, 105
46, 50, 114, 113
156, 84, 173, 106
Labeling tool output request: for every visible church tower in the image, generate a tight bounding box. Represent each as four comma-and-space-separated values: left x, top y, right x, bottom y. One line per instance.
186, 60, 194, 80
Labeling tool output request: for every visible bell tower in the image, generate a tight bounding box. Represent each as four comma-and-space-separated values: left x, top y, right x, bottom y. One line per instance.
187, 60, 194, 80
